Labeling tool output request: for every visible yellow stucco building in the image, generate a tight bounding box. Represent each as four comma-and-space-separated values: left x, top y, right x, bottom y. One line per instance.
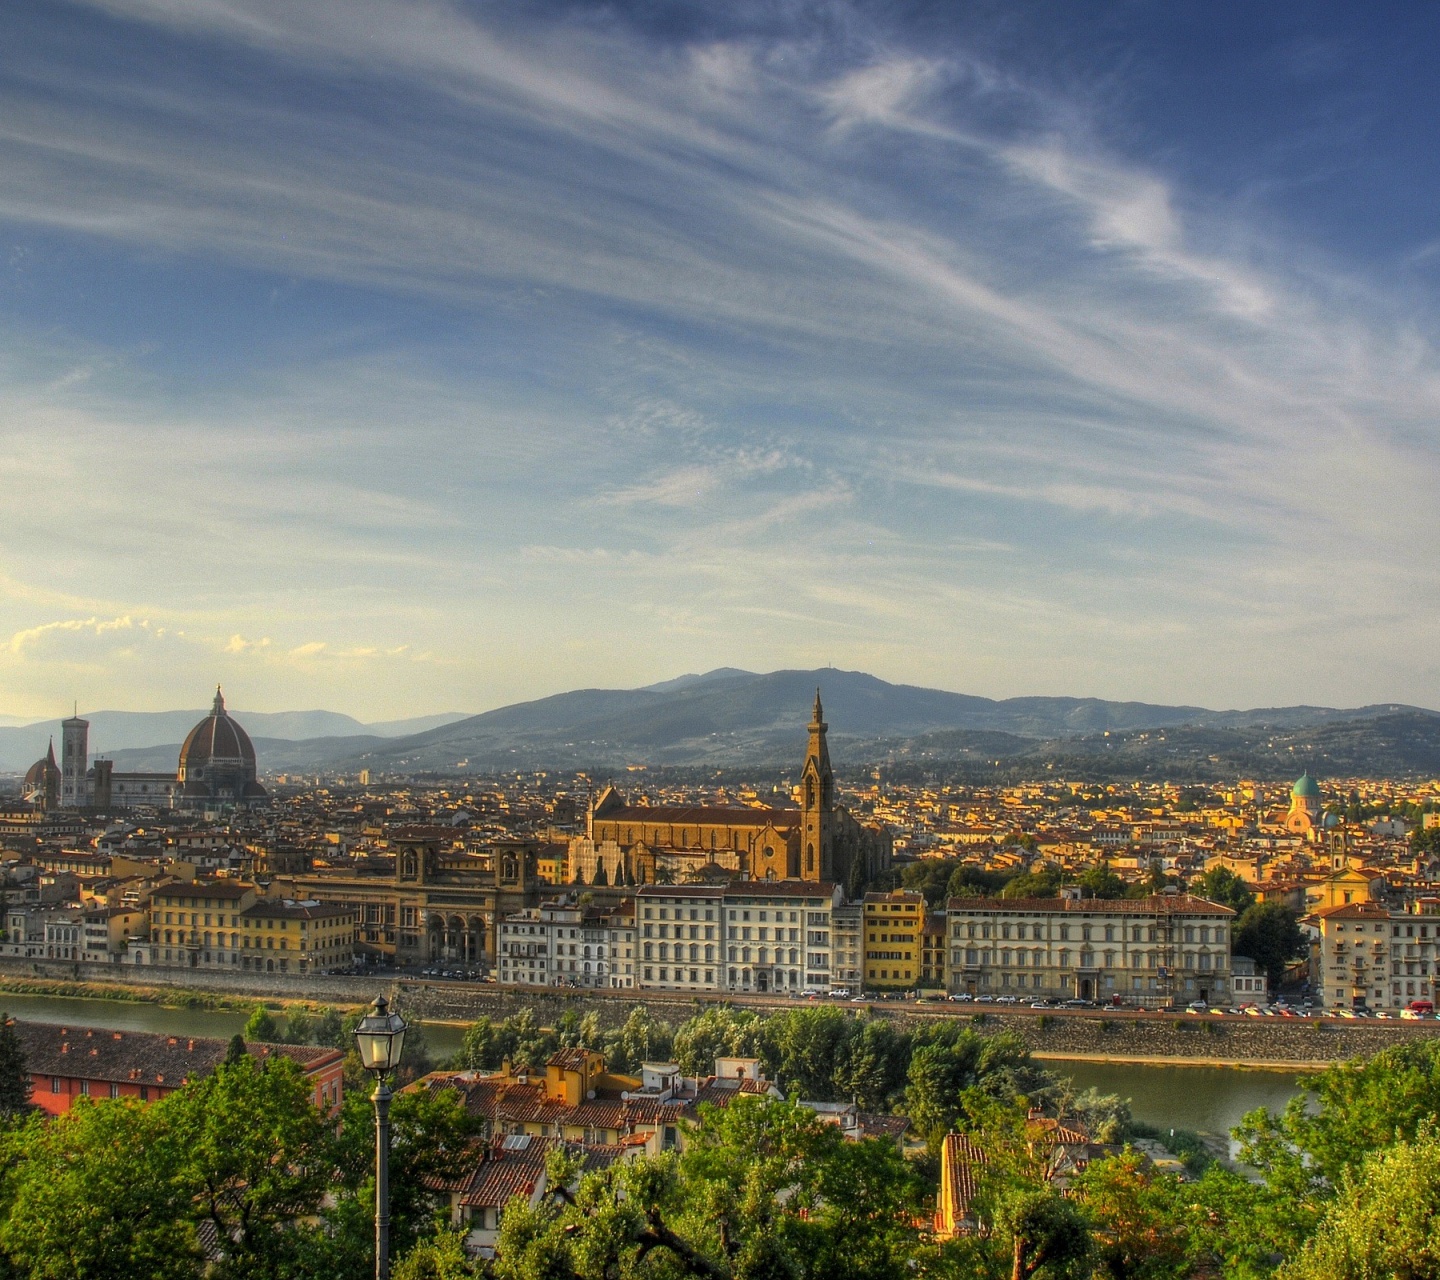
863, 888, 924, 989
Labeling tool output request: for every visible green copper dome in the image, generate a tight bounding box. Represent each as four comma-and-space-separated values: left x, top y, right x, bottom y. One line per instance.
1292, 773, 1320, 799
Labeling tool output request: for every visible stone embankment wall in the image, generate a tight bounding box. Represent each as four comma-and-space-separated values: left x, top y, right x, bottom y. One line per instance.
3, 956, 1436, 1066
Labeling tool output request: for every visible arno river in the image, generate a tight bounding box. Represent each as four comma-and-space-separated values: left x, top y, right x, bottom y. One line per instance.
0, 991, 1311, 1138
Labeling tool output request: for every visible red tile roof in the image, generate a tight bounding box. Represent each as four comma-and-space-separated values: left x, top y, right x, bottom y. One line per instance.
10, 1021, 340, 1087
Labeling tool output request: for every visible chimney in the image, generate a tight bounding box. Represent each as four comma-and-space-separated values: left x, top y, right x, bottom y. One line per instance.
186, 1039, 194, 1052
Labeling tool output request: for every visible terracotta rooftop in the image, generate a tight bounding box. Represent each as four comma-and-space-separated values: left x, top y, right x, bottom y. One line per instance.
9, 1020, 340, 1088
598, 805, 799, 828
945, 893, 1235, 916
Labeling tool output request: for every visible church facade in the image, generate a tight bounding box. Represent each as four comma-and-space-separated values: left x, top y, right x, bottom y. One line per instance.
574, 692, 891, 889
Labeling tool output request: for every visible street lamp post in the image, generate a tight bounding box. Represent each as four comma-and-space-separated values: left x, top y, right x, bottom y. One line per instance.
354, 995, 408, 1280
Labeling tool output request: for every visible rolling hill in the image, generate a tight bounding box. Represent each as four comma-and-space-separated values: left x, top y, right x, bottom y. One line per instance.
8, 669, 1438, 779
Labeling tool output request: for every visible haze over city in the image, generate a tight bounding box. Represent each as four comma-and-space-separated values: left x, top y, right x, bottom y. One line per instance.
4, 2, 1440, 720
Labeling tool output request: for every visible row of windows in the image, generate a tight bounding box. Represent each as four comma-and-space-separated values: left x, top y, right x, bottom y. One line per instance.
160, 909, 341, 932
953, 948, 1220, 971
642, 924, 718, 940
951, 921, 1225, 943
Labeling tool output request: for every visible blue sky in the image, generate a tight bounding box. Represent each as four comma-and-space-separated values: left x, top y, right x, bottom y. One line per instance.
3, 0, 1439, 719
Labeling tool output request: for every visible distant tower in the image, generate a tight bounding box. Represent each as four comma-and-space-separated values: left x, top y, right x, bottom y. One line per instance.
800, 689, 835, 882
61, 708, 89, 808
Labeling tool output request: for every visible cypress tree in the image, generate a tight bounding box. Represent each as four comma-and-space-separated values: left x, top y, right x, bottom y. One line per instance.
0, 1014, 32, 1117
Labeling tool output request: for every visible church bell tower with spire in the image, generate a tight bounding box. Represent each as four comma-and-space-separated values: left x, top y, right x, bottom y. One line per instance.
800, 688, 835, 882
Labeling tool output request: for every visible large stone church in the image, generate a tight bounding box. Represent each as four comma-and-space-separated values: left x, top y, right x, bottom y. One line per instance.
571, 691, 891, 888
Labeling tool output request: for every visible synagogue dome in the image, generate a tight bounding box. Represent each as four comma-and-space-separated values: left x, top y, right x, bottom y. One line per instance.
1291, 773, 1320, 800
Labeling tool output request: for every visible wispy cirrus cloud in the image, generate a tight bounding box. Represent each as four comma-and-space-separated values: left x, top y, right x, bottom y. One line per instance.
0, 1, 1436, 715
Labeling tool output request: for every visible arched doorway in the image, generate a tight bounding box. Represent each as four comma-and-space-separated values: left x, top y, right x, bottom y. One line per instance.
757, 971, 769, 993
1079, 978, 1094, 1000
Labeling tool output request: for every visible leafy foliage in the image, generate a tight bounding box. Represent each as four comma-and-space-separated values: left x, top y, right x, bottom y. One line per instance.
1193, 867, 1256, 915
1231, 903, 1306, 986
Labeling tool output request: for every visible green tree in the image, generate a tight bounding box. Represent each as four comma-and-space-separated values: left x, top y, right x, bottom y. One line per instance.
845, 851, 868, 903
577, 1011, 606, 1052
0, 1014, 32, 1119
329, 1082, 480, 1264
160, 1052, 334, 1278
313, 1005, 346, 1049
1193, 867, 1256, 914
1078, 863, 1126, 900
762, 1006, 860, 1101
904, 1028, 1050, 1146
393, 1230, 480, 1280
672, 1006, 763, 1077
455, 1016, 496, 1070
605, 1007, 671, 1074
1232, 903, 1306, 988
282, 1006, 314, 1045
835, 1016, 909, 1112
243, 1003, 280, 1043
947, 864, 1009, 901
996, 1187, 1093, 1280
1280, 1127, 1440, 1280
1002, 866, 1061, 899
1238, 1039, 1440, 1193
0, 1102, 197, 1280
1072, 1151, 1192, 1280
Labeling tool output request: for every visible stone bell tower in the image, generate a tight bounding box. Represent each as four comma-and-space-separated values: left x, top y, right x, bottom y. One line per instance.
800, 689, 835, 882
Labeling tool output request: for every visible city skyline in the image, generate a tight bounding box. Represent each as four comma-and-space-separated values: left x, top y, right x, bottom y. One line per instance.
3, 3, 1440, 719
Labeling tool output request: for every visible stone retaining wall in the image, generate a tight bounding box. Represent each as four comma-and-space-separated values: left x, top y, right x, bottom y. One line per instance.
3, 957, 1436, 1065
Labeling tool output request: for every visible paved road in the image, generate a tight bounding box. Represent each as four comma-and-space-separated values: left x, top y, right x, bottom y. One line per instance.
395, 973, 1426, 1028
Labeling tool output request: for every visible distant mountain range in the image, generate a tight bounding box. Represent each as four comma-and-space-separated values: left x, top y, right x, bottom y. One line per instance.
6, 669, 1437, 780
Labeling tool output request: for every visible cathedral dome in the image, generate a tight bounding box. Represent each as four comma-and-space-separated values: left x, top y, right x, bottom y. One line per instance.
177, 688, 265, 804
24, 746, 58, 790
179, 687, 256, 773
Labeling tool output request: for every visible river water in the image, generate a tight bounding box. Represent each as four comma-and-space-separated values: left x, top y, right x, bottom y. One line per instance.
0, 993, 1305, 1137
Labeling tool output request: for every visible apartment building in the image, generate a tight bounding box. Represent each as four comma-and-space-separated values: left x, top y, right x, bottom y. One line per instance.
830, 902, 863, 994
921, 914, 947, 989
636, 884, 725, 993
149, 879, 257, 966
239, 900, 356, 974
945, 892, 1235, 1007
497, 898, 614, 988
863, 889, 925, 990
604, 901, 636, 989
148, 880, 355, 973
1313, 901, 1440, 1010
722, 881, 841, 995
